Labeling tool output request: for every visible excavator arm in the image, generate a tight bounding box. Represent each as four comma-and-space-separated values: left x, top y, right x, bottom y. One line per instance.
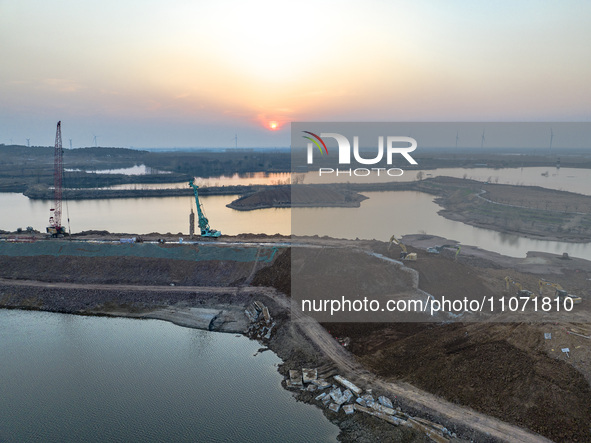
388, 235, 416, 261
538, 280, 581, 304
504, 276, 536, 299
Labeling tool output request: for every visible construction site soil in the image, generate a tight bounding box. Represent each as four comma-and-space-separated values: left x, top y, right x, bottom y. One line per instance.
250, 237, 591, 442
0, 244, 432, 442
1, 235, 591, 442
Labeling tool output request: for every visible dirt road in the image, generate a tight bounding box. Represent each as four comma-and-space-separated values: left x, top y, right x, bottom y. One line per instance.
286, 304, 553, 442
0, 277, 276, 296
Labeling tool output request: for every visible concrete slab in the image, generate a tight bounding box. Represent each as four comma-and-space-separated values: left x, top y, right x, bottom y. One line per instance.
333, 375, 362, 396
379, 396, 394, 409
311, 378, 331, 389
302, 368, 318, 383
328, 402, 341, 413
289, 370, 303, 386
343, 404, 355, 415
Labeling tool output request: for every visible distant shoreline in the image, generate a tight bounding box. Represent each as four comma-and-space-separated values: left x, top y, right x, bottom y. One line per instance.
18, 176, 591, 244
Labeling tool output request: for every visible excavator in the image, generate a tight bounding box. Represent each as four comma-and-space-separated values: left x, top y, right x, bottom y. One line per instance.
427, 244, 461, 260
189, 180, 221, 237
504, 276, 536, 299
388, 235, 417, 261
538, 280, 582, 304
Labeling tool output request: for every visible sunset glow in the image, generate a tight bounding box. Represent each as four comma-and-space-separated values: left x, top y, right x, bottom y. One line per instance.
1, 1, 590, 147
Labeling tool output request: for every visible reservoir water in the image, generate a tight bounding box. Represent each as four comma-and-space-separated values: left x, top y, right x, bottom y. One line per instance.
1, 167, 590, 260
0, 310, 339, 443
303, 166, 591, 196
97, 167, 591, 195
96, 167, 591, 195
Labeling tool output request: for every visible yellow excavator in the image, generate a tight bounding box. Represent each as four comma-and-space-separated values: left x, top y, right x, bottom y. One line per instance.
538, 280, 582, 304
504, 276, 536, 299
389, 235, 417, 261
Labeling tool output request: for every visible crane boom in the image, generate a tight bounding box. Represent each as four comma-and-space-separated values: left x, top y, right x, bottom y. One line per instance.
47, 121, 66, 237
189, 180, 221, 237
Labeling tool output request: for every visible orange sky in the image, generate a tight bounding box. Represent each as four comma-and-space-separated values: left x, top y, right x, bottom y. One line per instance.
1, 1, 590, 147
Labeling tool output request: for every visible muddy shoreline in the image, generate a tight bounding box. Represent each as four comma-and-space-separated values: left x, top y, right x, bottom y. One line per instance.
22, 176, 591, 244
0, 296, 498, 442
0, 283, 460, 442
2, 238, 587, 441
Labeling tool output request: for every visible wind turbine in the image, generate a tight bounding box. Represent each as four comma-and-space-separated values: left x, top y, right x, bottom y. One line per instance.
481, 129, 486, 149
69, 139, 73, 149
455, 131, 459, 149
549, 128, 554, 153
92, 135, 100, 147
234, 133, 238, 149
26, 138, 30, 147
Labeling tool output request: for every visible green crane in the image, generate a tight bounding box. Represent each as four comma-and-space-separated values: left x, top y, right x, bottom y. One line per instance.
188, 180, 221, 237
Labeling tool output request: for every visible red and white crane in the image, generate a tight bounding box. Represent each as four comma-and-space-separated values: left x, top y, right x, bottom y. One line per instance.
47, 121, 66, 237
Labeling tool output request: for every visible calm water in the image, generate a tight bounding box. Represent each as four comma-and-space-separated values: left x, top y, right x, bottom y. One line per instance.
102, 172, 291, 190
292, 191, 591, 260
0, 310, 339, 443
302, 166, 591, 195
66, 164, 171, 176
98, 168, 591, 195
2, 167, 591, 260
1, 193, 291, 237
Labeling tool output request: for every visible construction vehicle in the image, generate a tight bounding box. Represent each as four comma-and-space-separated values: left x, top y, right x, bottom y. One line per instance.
538, 280, 582, 304
504, 276, 536, 299
188, 180, 221, 237
427, 244, 461, 260
47, 121, 67, 237
388, 235, 417, 261
433, 245, 461, 257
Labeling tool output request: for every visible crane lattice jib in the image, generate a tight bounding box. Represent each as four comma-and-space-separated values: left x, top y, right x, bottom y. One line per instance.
51, 121, 63, 228
189, 181, 210, 231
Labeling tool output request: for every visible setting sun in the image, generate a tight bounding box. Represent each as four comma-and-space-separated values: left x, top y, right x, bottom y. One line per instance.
269, 121, 278, 130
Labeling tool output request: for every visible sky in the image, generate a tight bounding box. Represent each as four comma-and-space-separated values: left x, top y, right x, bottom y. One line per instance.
1, 0, 590, 148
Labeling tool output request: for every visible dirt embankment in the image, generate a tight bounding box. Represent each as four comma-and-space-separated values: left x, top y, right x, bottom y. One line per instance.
0, 248, 437, 443
24, 184, 256, 200
3, 240, 591, 442
0, 255, 256, 287
255, 242, 591, 443
336, 321, 591, 443
251, 247, 291, 295
414, 176, 591, 242
227, 184, 368, 210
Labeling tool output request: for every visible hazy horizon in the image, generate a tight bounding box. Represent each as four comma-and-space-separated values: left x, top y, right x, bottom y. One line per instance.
2, 1, 591, 148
